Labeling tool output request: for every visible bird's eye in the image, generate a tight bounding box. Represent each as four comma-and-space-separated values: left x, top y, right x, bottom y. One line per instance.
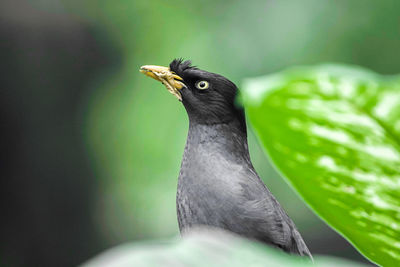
195, 80, 209, 90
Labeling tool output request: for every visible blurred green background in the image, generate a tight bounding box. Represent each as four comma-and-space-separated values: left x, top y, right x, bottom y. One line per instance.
1, 0, 399, 266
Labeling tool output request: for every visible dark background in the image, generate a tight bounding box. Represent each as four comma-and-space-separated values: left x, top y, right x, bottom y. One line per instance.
1, 0, 399, 266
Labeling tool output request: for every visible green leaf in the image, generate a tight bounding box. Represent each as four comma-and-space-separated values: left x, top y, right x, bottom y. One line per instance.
82, 228, 366, 267
241, 64, 400, 266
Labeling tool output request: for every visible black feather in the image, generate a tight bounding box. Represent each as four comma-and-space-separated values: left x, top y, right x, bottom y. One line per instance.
171, 59, 312, 259
169, 58, 197, 76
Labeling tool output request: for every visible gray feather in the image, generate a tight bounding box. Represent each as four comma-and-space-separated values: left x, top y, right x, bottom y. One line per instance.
177, 120, 312, 259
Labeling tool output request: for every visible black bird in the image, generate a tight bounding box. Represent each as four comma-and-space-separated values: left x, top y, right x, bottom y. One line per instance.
140, 59, 312, 258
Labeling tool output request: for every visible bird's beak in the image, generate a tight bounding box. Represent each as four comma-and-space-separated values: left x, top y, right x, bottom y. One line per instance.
140, 65, 185, 101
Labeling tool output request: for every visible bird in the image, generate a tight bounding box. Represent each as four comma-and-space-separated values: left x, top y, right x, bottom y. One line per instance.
140, 59, 312, 259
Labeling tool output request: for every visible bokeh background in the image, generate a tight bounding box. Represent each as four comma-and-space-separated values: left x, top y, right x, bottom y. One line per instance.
1, 0, 399, 266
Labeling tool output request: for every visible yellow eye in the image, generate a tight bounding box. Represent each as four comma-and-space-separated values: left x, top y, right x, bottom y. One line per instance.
196, 80, 209, 90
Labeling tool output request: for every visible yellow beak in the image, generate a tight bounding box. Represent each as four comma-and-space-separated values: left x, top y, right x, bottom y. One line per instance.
140, 65, 185, 101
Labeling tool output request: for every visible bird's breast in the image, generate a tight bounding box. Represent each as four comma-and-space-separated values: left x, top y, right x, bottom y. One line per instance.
179, 140, 245, 191
177, 139, 251, 231
176, 122, 255, 231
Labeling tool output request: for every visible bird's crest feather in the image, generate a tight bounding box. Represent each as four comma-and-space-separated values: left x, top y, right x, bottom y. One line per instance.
170, 58, 197, 75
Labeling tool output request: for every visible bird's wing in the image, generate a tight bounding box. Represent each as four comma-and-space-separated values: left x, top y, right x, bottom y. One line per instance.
233, 167, 312, 259
265, 191, 313, 258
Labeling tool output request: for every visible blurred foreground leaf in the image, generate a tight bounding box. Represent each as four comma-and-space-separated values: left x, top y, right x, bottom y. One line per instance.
241, 65, 400, 266
82, 228, 364, 267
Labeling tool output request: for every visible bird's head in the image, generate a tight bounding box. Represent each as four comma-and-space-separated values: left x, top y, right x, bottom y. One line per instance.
140, 59, 245, 130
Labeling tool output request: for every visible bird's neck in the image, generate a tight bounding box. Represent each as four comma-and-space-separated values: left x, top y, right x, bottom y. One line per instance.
185, 119, 251, 162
